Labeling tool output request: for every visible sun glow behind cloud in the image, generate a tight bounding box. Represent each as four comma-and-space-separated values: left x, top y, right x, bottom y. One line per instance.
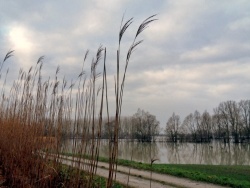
9, 26, 33, 53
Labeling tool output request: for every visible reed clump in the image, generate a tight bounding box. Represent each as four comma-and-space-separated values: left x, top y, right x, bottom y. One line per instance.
0, 15, 156, 188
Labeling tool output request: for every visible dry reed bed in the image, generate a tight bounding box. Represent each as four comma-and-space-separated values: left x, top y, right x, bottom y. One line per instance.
0, 15, 156, 188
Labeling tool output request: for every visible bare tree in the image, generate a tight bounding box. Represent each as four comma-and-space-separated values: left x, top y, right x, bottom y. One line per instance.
200, 111, 212, 142
165, 113, 181, 142
212, 108, 227, 140
218, 103, 230, 143
194, 110, 203, 142
218, 101, 241, 143
182, 113, 197, 142
132, 108, 160, 142
239, 100, 250, 140
120, 116, 133, 138
178, 124, 188, 142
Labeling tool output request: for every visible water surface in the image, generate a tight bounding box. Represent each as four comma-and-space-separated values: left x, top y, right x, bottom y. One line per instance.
63, 139, 250, 165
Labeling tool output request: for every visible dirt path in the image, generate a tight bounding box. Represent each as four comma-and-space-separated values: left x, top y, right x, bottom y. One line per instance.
57, 155, 228, 188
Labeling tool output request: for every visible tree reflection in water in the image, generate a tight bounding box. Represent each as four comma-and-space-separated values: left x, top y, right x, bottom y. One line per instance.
63, 139, 250, 165
98, 140, 159, 163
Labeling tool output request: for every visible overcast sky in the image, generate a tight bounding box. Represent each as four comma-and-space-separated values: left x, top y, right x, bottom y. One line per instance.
1, 0, 250, 128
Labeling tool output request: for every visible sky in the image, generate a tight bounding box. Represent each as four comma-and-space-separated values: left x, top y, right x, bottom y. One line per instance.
1, 0, 250, 128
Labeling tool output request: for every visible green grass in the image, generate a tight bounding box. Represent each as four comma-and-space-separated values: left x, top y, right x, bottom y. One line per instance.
62, 152, 250, 188
150, 164, 250, 188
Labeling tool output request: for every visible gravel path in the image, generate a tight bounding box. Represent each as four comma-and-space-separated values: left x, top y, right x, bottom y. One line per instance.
60, 157, 175, 188
57, 155, 229, 188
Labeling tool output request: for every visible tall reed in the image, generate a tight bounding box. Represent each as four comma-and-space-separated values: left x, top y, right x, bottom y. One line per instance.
0, 15, 156, 188
107, 14, 157, 187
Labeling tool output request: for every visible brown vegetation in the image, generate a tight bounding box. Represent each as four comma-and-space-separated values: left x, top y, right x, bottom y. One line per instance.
0, 15, 156, 187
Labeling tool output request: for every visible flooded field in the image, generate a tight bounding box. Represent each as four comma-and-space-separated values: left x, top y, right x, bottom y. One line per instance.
63, 139, 250, 165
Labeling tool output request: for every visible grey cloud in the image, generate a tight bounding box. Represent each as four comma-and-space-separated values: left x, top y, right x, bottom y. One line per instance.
1, 0, 250, 127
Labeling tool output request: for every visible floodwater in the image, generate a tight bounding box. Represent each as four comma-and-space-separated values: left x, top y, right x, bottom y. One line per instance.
63, 139, 250, 165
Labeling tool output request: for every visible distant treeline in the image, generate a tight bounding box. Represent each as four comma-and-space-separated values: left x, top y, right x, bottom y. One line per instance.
114, 100, 250, 143
60, 100, 250, 143
61, 108, 160, 142
165, 100, 250, 143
